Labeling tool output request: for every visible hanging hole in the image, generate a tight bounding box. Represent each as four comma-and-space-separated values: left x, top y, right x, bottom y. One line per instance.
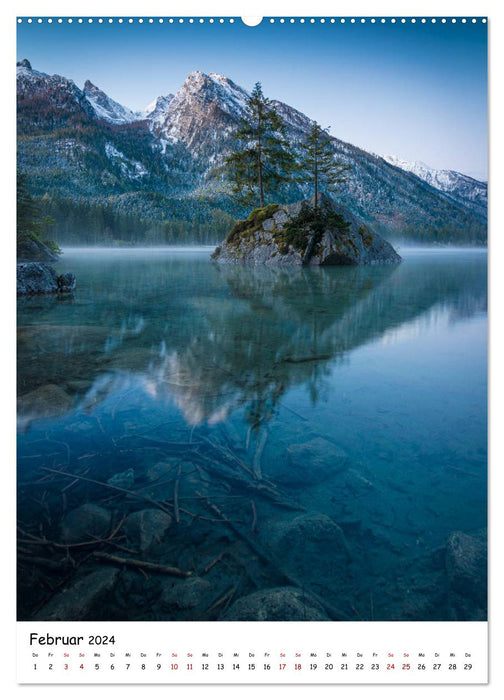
241, 17, 263, 27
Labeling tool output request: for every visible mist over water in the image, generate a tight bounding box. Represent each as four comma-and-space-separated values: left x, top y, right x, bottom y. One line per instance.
17, 248, 487, 621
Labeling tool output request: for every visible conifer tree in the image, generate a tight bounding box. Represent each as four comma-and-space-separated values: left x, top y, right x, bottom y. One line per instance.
226, 82, 297, 208
299, 123, 350, 208
17, 172, 59, 253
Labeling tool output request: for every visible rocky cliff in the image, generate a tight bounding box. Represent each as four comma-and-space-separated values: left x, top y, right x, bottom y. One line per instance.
211, 194, 401, 266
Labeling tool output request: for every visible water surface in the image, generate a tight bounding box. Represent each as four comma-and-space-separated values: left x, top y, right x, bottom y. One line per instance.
17, 248, 487, 621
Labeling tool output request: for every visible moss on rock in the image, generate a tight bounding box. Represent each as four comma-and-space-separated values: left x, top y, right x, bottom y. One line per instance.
225, 204, 280, 247
358, 225, 374, 248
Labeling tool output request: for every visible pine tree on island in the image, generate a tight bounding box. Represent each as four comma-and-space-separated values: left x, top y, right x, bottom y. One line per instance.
298, 123, 350, 209
223, 96, 354, 264
225, 82, 297, 209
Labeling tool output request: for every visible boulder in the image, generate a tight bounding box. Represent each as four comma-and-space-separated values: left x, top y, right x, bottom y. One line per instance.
107, 468, 135, 490
17, 262, 59, 295
33, 568, 120, 621
123, 509, 172, 553
281, 436, 349, 486
219, 587, 330, 621
211, 194, 401, 266
60, 504, 113, 544
57, 271, 77, 293
264, 513, 351, 587
17, 383, 73, 422
159, 577, 213, 611
17, 262, 76, 295
445, 530, 487, 604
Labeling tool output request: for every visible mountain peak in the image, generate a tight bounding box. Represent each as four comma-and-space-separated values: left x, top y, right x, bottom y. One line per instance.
83, 79, 98, 92
82, 80, 138, 124
143, 94, 175, 121
183, 71, 213, 91
17, 58, 32, 70
176, 70, 250, 117
182, 71, 245, 95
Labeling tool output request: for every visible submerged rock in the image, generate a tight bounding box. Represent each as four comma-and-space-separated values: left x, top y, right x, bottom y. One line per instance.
282, 436, 349, 486
220, 587, 329, 621
445, 530, 487, 604
33, 568, 120, 621
265, 513, 351, 588
107, 468, 135, 490
211, 194, 401, 266
17, 262, 76, 295
159, 577, 213, 612
123, 509, 172, 553
17, 383, 74, 423
60, 504, 113, 544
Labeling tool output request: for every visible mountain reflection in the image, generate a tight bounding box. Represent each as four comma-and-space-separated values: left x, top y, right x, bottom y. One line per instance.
17, 252, 486, 428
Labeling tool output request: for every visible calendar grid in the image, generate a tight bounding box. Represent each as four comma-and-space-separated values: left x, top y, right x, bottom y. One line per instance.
18, 621, 488, 684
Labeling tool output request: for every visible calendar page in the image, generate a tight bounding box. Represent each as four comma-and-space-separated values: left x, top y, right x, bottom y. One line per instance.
15, 6, 488, 686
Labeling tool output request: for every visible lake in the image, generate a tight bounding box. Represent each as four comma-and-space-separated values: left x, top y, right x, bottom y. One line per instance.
17, 247, 487, 621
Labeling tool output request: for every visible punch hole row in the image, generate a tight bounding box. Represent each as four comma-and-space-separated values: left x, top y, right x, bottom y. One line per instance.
17, 17, 488, 25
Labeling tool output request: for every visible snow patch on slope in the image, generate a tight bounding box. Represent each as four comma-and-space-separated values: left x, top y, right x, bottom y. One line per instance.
380, 154, 487, 212
105, 142, 148, 179
84, 81, 139, 124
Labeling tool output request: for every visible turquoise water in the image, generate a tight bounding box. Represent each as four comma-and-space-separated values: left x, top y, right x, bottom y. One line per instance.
17, 248, 487, 621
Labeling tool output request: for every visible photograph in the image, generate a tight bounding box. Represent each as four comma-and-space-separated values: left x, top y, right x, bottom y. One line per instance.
16, 15, 487, 626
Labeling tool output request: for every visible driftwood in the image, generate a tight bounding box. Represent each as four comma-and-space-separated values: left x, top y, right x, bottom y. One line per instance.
173, 465, 181, 523
190, 451, 302, 511
92, 551, 192, 578
17, 515, 127, 550
18, 555, 71, 573
207, 585, 237, 613
249, 500, 257, 534
117, 435, 201, 450
41, 467, 172, 515
281, 354, 332, 364
252, 428, 268, 479
200, 436, 255, 478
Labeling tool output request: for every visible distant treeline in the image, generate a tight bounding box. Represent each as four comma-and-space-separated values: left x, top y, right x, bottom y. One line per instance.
395, 221, 486, 245
35, 192, 486, 247
38, 195, 236, 245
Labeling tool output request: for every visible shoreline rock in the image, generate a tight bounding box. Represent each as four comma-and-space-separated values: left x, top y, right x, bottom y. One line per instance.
17, 262, 76, 295
212, 194, 401, 266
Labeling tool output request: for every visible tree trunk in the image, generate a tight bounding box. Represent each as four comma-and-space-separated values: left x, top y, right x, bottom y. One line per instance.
257, 147, 264, 208
257, 115, 264, 208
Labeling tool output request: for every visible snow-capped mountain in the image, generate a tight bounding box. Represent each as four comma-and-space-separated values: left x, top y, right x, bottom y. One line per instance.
143, 94, 174, 124
17, 59, 139, 125
16, 58, 95, 122
16, 59, 487, 244
149, 71, 250, 153
83, 80, 139, 124
381, 154, 487, 216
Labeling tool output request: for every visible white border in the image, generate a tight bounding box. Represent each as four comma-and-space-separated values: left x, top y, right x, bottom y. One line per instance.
3, 2, 501, 699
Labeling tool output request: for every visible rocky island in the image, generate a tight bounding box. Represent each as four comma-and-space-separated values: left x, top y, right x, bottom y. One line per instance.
211, 194, 401, 266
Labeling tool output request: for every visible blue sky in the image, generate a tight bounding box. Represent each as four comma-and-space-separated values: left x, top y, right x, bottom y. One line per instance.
17, 17, 487, 179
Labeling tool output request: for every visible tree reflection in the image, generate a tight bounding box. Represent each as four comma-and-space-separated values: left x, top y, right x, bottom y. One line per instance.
17, 253, 486, 428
